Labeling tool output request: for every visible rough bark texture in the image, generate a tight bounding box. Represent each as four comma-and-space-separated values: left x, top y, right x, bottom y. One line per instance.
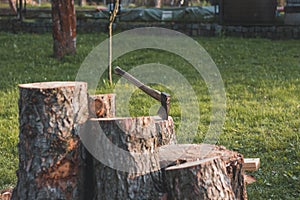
159, 144, 247, 200
8, 0, 17, 14
51, 0, 76, 59
12, 81, 89, 200
78, 0, 86, 6
165, 157, 235, 199
84, 116, 176, 200
88, 94, 115, 118
12, 81, 248, 200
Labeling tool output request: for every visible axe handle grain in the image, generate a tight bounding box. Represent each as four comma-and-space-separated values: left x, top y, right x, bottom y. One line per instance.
114, 66, 161, 101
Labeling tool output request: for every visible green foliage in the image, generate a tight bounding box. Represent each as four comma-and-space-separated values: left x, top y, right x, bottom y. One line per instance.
0, 32, 299, 199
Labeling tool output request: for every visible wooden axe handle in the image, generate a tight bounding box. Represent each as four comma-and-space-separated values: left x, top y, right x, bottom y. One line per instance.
114, 66, 162, 101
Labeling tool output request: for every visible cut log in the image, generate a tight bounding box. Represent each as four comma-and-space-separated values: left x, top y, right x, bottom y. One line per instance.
12, 81, 89, 200
165, 157, 236, 199
88, 94, 115, 118
159, 144, 247, 200
80, 116, 176, 200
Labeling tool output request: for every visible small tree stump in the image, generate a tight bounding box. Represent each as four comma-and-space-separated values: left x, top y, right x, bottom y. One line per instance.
159, 144, 247, 200
165, 157, 235, 199
12, 82, 89, 200
82, 116, 176, 200
88, 94, 116, 118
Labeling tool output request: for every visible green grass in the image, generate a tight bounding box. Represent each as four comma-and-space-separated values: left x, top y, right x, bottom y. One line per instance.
0, 32, 299, 199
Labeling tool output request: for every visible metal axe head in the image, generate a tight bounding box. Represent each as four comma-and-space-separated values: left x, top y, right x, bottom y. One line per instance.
157, 92, 170, 120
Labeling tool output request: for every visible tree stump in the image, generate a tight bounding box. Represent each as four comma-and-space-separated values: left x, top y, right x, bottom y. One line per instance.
12, 81, 248, 200
88, 94, 116, 118
159, 144, 247, 200
12, 82, 89, 200
81, 116, 176, 200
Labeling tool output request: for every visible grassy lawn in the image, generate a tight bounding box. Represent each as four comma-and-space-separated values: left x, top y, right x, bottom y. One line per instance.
0, 32, 299, 199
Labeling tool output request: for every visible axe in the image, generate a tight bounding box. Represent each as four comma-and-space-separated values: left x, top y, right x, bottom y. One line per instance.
114, 66, 170, 120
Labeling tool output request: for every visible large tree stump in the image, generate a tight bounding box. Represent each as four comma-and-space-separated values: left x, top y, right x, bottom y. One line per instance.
80, 116, 176, 200
12, 82, 89, 200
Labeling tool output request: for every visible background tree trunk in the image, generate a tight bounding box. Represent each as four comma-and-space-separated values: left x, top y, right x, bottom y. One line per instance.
155, 0, 161, 8
51, 0, 76, 59
11, 82, 89, 200
8, 0, 17, 14
78, 0, 86, 6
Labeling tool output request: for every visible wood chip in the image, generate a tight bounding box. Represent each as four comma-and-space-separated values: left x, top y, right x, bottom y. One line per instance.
243, 158, 260, 171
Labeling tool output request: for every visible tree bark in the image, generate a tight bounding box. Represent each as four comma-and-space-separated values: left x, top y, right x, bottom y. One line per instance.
155, 0, 161, 8
12, 81, 248, 199
159, 144, 247, 200
78, 0, 86, 6
8, 0, 17, 14
83, 116, 176, 199
51, 0, 76, 59
12, 81, 89, 200
165, 157, 235, 199
88, 94, 116, 118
